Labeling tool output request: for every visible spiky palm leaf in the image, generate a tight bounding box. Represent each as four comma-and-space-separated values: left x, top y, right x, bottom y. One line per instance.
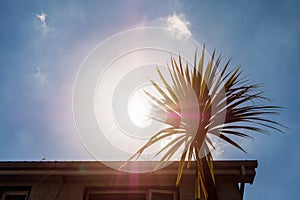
127, 47, 283, 200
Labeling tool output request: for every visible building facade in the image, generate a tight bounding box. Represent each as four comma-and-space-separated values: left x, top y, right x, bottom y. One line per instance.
0, 160, 257, 200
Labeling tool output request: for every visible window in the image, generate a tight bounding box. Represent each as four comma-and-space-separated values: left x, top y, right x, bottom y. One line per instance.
84, 187, 178, 200
149, 189, 177, 200
87, 190, 146, 200
0, 187, 30, 200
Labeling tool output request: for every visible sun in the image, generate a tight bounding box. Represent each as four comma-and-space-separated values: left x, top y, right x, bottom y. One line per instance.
128, 87, 152, 128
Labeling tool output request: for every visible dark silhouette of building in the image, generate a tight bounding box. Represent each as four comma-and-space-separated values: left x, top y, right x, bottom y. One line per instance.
0, 160, 257, 200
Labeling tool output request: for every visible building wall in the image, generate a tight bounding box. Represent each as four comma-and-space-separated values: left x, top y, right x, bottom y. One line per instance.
29, 183, 84, 200
0, 176, 242, 200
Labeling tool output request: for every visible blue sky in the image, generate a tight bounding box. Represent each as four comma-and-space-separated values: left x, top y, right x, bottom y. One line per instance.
0, 0, 299, 199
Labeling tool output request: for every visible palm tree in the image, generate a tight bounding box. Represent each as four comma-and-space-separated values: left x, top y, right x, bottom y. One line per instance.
126, 47, 283, 200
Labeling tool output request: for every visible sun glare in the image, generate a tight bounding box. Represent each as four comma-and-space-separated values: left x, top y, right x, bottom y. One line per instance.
128, 88, 152, 128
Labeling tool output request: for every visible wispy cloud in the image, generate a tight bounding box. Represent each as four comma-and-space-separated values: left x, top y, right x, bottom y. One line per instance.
36, 12, 47, 23
211, 141, 227, 158
34, 66, 47, 85
36, 12, 55, 34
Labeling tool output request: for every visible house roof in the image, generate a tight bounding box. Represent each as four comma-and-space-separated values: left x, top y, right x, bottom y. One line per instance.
0, 160, 257, 184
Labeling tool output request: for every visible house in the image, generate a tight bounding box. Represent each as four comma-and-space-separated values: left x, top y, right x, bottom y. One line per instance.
0, 160, 257, 200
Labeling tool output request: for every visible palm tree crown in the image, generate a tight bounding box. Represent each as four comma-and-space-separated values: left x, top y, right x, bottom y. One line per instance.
127, 47, 283, 200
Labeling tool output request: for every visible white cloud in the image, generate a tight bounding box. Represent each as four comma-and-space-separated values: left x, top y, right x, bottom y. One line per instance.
211, 141, 227, 158
139, 12, 192, 39
166, 13, 192, 38
36, 12, 55, 34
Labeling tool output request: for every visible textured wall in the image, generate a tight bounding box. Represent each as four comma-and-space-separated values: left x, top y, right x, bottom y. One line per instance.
0, 177, 242, 200
29, 183, 84, 200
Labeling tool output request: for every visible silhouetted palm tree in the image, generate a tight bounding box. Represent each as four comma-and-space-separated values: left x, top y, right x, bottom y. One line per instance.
128, 47, 283, 200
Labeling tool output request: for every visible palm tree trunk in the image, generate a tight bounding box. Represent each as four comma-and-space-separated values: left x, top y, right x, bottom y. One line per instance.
195, 158, 219, 200
201, 157, 218, 200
